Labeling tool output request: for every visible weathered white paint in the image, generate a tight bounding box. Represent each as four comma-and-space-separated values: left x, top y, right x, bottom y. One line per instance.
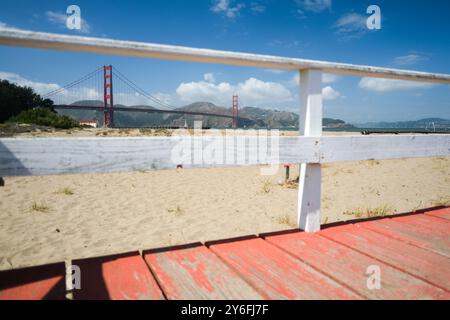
1, 135, 448, 176
298, 70, 323, 233
1, 27, 450, 83
320, 134, 450, 162
0, 136, 319, 176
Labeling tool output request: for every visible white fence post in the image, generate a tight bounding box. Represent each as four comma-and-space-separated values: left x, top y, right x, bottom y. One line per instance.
298, 69, 322, 232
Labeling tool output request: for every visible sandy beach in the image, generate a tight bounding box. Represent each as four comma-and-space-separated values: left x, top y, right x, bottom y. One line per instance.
0, 129, 449, 270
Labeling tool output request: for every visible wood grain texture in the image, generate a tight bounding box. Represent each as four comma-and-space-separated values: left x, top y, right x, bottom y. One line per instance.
1, 28, 450, 83
209, 238, 361, 299
0, 136, 317, 176
1, 135, 448, 176
320, 134, 450, 163
72, 252, 164, 300
321, 224, 450, 291
265, 232, 449, 299
144, 244, 263, 300
298, 70, 322, 232
425, 207, 450, 221
359, 216, 450, 258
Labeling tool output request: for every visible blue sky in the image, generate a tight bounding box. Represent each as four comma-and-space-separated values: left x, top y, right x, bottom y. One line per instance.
0, 0, 449, 123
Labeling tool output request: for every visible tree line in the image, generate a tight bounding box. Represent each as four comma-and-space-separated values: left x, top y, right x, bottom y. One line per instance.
0, 79, 79, 128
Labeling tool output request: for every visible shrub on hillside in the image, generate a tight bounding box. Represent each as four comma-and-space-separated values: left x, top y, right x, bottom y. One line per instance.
7, 108, 80, 129
0, 79, 54, 122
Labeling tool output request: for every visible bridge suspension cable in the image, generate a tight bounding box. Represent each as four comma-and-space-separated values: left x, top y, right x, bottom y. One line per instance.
42, 66, 103, 99
113, 67, 177, 110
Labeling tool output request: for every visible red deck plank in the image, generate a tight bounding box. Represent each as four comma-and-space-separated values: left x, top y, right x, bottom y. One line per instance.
425, 207, 450, 220
73, 251, 164, 300
321, 224, 450, 291
144, 244, 263, 300
0, 262, 65, 300
265, 232, 448, 300
359, 215, 450, 257
391, 214, 450, 235
209, 238, 361, 300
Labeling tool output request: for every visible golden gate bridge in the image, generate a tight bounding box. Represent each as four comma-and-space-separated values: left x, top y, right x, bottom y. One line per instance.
43, 65, 242, 128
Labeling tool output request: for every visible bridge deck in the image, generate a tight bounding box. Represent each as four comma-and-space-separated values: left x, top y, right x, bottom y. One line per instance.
0, 207, 449, 300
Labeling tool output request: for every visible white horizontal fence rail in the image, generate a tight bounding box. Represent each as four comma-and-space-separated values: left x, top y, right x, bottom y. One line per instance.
1, 135, 448, 176
1, 27, 450, 232
1, 28, 450, 83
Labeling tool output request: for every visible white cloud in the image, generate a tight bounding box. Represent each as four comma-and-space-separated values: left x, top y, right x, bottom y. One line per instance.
359, 77, 436, 93
0, 71, 106, 104
0, 20, 22, 31
176, 77, 293, 106
46, 11, 91, 34
295, 0, 332, 13
264, 69, 286, 74
250, 2, 266, 13
151, 92, 174, 105
288, 74, 341, 100
289, 73, 339, 86
393, 54, 428, 66
333, 13, 367, 39
323, 73, 339, 84
211, 0, 245, 18
0, 71, 60, 96
322, 86, 341, 100
203, 73, 216, 83
268, 39, 301, 48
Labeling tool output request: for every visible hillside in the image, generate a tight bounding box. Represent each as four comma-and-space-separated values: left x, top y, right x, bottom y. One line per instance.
355, 118, 450, 129
55, 100, 354, 129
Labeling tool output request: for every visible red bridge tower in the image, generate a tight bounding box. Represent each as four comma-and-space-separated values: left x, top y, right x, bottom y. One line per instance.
103, 65, 114, 128
232, 95, 238, 129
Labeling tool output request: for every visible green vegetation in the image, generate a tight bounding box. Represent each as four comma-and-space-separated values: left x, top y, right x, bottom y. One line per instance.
8, 108, 79, 129
0, 79, 53, 122
0, 78, 79, 129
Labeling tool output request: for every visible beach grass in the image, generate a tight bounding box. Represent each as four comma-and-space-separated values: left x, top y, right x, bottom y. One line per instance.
261, 179, 272, 194
167, 205, 184, 216
31, 201, 51, 213
58, 187, 75, 195
276, 214, 297, 228
343, 204, 392, 219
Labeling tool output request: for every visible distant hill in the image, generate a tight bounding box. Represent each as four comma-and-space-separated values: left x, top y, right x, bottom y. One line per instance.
354, 118, 450, 129
55, 100, 354, 129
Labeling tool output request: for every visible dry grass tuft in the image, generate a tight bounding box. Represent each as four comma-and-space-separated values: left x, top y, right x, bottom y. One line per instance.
432, 196, 450, 207
343, 204, 392, 219
282, 177, 299, 189
167, 205, 184, 216
31, 201, 51, 213
58, 187, 74, 195
276, 214, 297, 228
366, 160, 381, 166
261, 180, 272, 194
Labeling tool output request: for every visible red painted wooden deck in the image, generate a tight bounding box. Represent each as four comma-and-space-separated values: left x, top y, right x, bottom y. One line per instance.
1, 207, 449, 300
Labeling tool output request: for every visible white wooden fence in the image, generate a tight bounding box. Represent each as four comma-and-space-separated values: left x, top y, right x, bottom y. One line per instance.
1, 27, 450, 232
